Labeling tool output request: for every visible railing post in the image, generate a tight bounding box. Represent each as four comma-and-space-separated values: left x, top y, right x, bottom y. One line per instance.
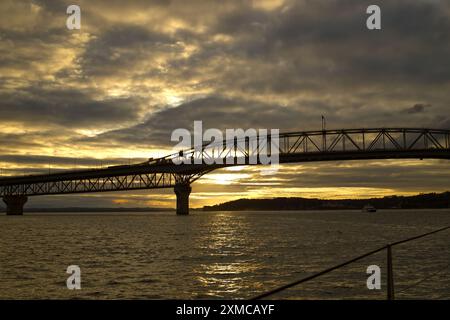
403, 130, 407, 150
322, 131, 326, 152
387, 245, 395, 300
362, 131, 365, 150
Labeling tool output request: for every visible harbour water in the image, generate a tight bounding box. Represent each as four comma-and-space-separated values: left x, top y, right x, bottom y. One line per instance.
0, 209, 449, 299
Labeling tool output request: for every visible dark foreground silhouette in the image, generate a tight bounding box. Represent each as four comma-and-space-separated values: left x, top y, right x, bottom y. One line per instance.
203, 192, 450, 211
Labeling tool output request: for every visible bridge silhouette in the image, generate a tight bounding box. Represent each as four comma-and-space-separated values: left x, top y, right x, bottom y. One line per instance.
1, 128, 449, 215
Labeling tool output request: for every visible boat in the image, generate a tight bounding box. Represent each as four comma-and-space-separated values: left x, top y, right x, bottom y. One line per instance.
362, 204, 377, 212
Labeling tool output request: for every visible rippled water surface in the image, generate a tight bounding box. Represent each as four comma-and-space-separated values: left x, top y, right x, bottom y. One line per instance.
1, 209, 449, 299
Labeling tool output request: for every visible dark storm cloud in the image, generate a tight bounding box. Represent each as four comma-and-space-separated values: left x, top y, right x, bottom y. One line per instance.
8, 0, 447, 120
402, 103, 431, 114
0, 86, 144, 128
81, 24, 175, 77
0, 132, 43, 150
0, 27, 67, 45
208, 0, 450, 88
78, 95, 320, 147
0, 27, 69, 73
31, 0, 68, 13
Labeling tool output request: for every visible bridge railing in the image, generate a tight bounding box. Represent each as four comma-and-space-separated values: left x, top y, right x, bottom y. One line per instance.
167, 128, 450, 165
1, 128, 448, 180
251, 225, 450, 300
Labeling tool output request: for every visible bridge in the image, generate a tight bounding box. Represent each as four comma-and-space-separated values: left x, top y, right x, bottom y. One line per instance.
1, 128, 449, 215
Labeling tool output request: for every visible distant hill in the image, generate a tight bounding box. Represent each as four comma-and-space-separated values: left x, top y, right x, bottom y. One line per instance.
203, 192, 450, 211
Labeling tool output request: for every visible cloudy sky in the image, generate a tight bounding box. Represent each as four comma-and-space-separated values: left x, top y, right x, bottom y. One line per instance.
1, 0, 450, 208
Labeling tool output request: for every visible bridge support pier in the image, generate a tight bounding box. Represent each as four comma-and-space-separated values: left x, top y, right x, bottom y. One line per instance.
3, 195, 28, 215
174, 184, 191, 215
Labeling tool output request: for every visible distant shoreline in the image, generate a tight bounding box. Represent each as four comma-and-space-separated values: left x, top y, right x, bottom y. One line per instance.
202, 191, 450, 211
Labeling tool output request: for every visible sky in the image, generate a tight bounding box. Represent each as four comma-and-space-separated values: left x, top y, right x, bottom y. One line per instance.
1, 0, 450, 208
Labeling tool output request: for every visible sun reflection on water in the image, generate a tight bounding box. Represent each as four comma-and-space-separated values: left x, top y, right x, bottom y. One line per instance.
193, 213, 263, 297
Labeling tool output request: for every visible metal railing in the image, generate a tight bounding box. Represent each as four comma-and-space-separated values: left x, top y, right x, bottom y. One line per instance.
251, 226, 450, 300
166, 128, 450, 165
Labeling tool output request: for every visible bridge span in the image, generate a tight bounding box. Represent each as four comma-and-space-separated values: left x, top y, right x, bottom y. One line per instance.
1, 128, 449, 215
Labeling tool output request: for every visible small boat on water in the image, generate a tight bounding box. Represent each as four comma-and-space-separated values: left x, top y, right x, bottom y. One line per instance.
362, 204, 377, 212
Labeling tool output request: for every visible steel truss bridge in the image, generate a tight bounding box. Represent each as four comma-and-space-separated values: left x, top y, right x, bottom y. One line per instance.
1, 128, 449, 215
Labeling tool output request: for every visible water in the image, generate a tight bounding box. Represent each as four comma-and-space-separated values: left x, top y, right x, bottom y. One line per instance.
0, 209, 449, 299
